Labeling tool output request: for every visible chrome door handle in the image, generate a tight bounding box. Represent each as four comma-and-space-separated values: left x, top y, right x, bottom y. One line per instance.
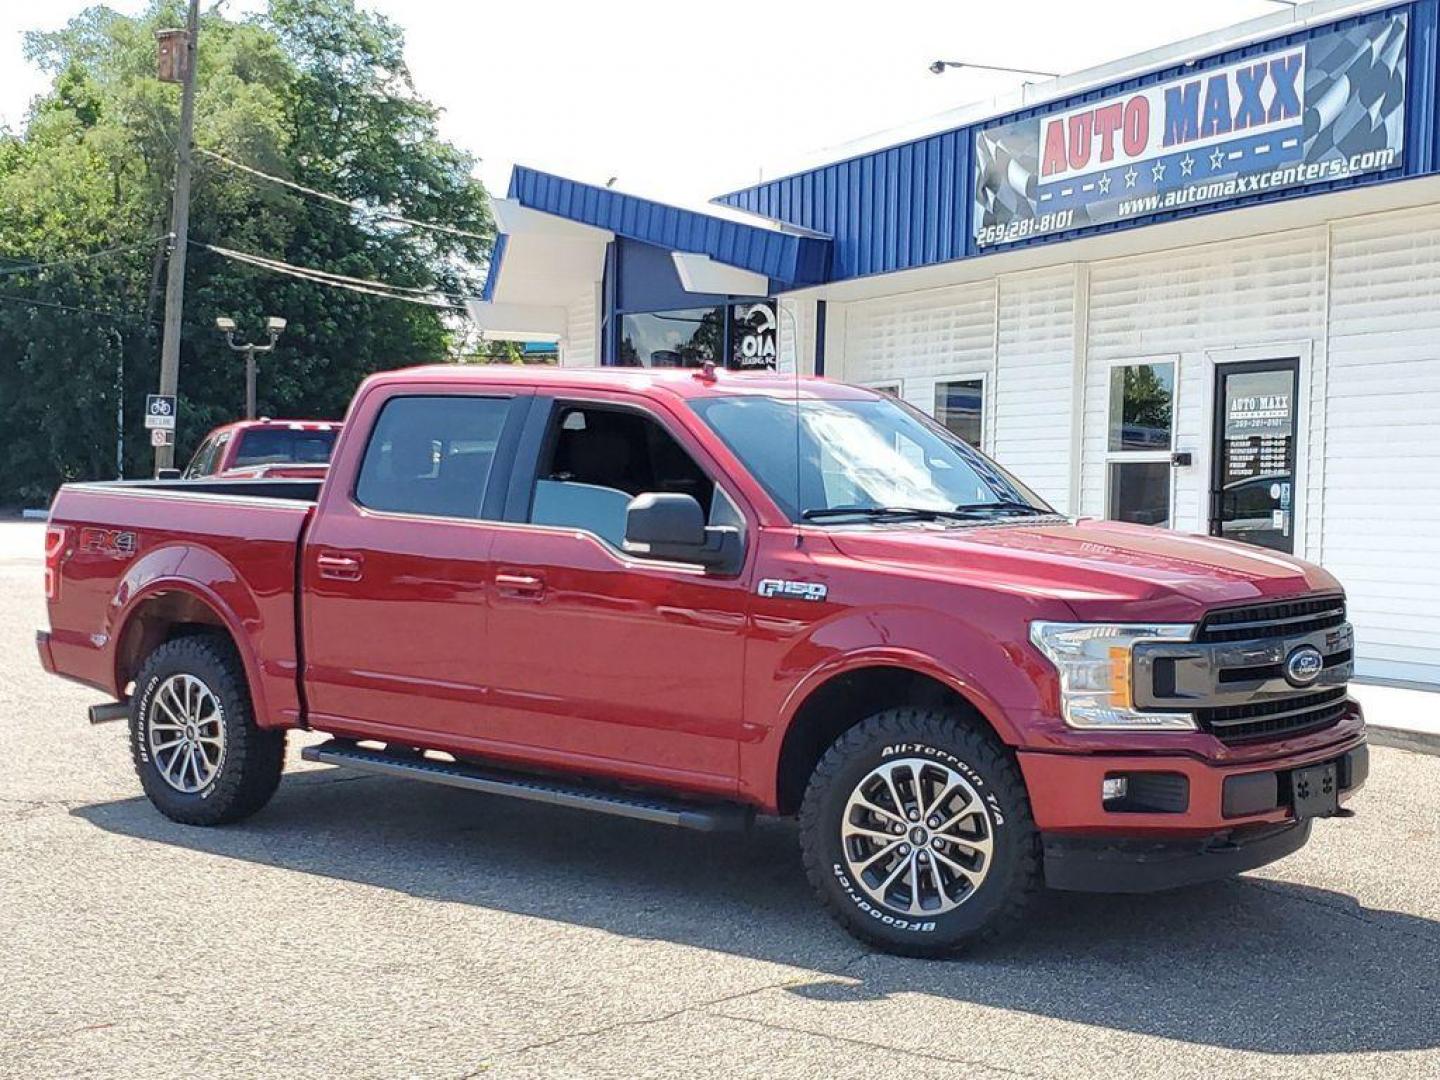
316, 551, 364, 581
495, 571, 545, 597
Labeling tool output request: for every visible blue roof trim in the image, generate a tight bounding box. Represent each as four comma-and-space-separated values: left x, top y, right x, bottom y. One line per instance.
506, 166, 831, 287
716, 1, 1428, 282
479, 232, 507, 302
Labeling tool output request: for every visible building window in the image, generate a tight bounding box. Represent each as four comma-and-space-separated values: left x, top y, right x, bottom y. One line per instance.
1106, 361, 1175, 528
619, 307, 723, 368
935, 378, 984, 448
617, 301, 779, 370
1108, 363, 1174, 450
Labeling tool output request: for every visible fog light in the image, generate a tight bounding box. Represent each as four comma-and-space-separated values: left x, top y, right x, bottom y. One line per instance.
1102, 777, 1129, 802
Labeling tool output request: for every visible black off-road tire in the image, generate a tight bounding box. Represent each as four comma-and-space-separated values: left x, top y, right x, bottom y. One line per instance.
799, 707, 1041, 957
129, 634, 286, 826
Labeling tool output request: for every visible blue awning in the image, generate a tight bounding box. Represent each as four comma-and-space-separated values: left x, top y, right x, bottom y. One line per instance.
504, 166, 831, 288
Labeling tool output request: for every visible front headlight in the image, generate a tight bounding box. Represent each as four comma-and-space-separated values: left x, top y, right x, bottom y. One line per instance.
1029, 621, 1197, 731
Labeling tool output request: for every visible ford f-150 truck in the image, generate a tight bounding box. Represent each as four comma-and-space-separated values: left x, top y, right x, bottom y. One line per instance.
181, 418, 340, 479
37, 365, 1366, 955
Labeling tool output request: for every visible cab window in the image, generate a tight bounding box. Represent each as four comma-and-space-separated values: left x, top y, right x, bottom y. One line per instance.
528, 403, 739, 549
183, 433, 229, 479
355, 396, 511, 520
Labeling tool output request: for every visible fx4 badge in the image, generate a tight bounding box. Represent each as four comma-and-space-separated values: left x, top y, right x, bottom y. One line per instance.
79, 528, 137, 558
757, 578, 828, 602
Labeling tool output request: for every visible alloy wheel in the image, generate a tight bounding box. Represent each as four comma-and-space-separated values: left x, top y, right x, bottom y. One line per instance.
840, 757, 994, 916
146, 673, 226, 794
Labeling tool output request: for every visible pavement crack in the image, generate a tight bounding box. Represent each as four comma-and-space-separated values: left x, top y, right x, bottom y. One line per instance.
1240, 878, 1440, 949
472, 972, 831, 1073
706, 1009, 1056, 1078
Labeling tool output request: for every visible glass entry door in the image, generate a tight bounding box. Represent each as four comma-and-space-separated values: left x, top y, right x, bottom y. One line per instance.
1210, 359, 1299, 553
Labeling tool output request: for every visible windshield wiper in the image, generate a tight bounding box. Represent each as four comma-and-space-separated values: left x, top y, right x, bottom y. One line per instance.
950, 500, 1053, 517
801, 506, 974, 522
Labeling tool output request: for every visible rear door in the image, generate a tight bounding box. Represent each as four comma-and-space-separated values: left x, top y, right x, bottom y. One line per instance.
301, 384, 531, 745
482, 391, 754, 795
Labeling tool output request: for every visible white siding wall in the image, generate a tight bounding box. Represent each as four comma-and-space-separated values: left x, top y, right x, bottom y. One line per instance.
1083, 229, 1328, 537
994, 268, 1077, 511
778, 296, 817, 375
560, 285, 599, 368
1325, 208, 1440, 683
839, 283, 995, 394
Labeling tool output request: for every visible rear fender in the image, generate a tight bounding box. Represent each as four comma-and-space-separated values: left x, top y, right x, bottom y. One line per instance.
109, 545, 280, 727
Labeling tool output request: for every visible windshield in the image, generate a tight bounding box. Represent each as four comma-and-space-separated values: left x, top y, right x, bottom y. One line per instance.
690, 394, 1051, 522
233, 427, 337, 468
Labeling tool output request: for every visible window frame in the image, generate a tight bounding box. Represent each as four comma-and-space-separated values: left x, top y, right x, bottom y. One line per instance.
349, 391, 528, 524
1102, 355, 1179, 528
931, 373, 987, 450
502, 392, 753, 570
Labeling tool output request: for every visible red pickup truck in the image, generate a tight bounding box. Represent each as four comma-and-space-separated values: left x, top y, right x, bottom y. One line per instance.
181, 418, 340, 480
38, 365, 1366, 955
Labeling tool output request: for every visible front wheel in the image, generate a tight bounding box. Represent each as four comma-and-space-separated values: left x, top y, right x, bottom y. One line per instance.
799, 708, 1041, 956
129, 634, 286, 826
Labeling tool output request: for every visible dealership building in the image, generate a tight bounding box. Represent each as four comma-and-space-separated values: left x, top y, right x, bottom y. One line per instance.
470, 0, 1440, 687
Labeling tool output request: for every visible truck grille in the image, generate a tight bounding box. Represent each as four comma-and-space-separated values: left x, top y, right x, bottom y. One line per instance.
1195, 595, 1347, 644
1196, 687, 1350, 744
1137, 594, 1354, 746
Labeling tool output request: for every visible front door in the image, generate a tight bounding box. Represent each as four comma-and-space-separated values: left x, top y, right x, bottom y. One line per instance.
482, 394, 753, 796
1210, 358, 1299, 553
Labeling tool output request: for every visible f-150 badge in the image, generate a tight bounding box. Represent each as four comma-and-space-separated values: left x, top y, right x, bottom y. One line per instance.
757, 579, 828, 602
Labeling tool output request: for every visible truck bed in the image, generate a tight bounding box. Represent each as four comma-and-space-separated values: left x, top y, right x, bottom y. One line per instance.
41, 478, 316, 724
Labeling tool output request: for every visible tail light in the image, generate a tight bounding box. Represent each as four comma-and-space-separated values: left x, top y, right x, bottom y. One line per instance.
44, 525, 67, 601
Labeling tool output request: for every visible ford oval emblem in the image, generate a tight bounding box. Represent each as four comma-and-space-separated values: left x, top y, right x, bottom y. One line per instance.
1284, 645, 1325, 687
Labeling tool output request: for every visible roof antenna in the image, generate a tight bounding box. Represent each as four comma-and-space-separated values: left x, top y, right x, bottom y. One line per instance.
777, 302, 803, 548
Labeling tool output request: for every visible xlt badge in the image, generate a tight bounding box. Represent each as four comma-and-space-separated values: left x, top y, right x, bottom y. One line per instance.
757, 579, 828, 602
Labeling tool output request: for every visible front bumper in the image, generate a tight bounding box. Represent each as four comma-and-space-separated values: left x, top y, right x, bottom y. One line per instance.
1043, 821, 1313, 892
1019, 729, 1367, 892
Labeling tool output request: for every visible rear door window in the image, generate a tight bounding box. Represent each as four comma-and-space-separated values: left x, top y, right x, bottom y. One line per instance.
355, 396, 512, 520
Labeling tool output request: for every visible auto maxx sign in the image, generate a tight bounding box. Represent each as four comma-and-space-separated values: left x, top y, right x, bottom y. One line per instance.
973, 12, 1408, 247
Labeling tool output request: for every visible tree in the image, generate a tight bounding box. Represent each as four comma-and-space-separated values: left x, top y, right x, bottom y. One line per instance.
0, 0, 492, 504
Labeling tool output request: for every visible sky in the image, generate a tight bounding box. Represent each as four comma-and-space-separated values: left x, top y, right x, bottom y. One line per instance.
1, 0, 1302, 207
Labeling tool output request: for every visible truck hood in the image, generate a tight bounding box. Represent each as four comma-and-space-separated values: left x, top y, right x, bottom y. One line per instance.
824, 517, 1341, 623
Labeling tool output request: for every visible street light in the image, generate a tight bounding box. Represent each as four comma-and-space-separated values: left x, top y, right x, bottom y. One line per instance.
928, 60, 1060, 77
216, 315, 286, 419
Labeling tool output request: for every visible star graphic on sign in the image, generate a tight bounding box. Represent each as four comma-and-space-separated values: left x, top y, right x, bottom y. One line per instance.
1124, 166, 1138, 188
1098, 173, 1112, 194
1152, 160, 1166, 182
1210, 147, 1226, 171
1181, 154, 1196, 176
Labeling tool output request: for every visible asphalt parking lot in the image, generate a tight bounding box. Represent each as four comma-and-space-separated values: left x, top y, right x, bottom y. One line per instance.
2, 519, 1438, 1080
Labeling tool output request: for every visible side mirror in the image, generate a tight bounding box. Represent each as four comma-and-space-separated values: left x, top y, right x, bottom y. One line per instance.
623, 492, 741, 573
154, 468, 182, 480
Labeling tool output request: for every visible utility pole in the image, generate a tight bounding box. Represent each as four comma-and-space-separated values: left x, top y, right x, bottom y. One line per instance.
154, 0, 201, 473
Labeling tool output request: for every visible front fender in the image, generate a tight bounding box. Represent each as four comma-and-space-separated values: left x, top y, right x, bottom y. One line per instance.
739, 600, 1056, 808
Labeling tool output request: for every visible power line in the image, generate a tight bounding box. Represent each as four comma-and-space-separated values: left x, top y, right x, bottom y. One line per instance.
0, 237, 171, 278
0, 291, 156, 324
198, 242, 466, 309
197, 148, 491, 242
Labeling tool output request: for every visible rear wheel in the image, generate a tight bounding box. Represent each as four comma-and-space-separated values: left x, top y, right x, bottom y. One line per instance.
129, 634, 285, 826
799, 707, 1040, 956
